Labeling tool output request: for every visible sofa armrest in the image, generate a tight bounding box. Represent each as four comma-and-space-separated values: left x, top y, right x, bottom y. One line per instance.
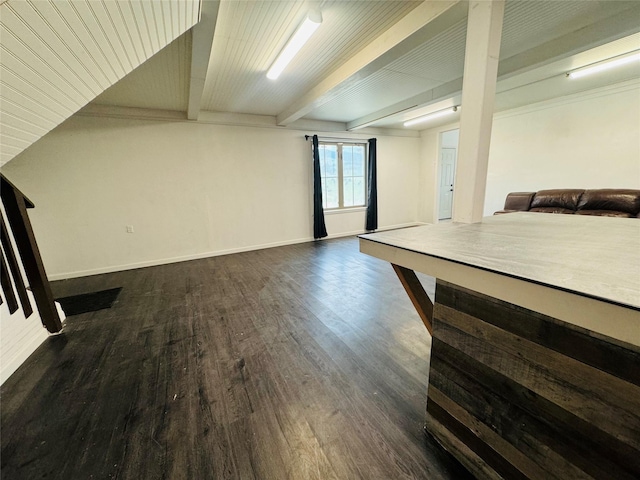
503, 192, 535, 211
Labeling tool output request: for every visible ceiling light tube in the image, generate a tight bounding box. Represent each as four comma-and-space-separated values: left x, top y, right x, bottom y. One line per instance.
567, 51, 640, 79
404, 106, 458, 127
267, 10, 322, 80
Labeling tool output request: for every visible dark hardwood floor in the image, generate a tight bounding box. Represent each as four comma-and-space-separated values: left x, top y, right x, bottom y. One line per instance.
1, 237, 472, 479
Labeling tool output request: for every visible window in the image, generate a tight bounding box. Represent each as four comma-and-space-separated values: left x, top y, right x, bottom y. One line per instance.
318, 142, 367, 210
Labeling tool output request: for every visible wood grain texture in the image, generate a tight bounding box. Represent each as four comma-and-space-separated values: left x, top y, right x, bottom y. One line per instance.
427, 280, 640, 480
392, 264, 434, 335
361, 214, 640, 311
1, 237, 468, 480
426, 390, 530, 480
0, 0, 201, 165
0, 246, 19, 314
436, 281, 640, 386
0, 176, 61, 332
0, 212, 33, 318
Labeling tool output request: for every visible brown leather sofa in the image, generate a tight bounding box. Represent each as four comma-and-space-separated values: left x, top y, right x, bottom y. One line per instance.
495, 189, 640, 218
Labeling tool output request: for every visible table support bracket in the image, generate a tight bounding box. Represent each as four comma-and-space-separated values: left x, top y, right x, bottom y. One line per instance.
392, 264, 433, 335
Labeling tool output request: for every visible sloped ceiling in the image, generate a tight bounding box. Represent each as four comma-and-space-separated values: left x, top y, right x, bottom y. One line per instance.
91, 30, 193, 112
0, 0, 201, 166
3, 0, 640, 165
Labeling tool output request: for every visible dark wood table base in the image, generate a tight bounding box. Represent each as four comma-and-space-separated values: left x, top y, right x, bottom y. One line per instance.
424, 280, 640, 480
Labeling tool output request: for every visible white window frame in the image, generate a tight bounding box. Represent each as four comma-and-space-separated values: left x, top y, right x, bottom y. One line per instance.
318, 141, 368, 212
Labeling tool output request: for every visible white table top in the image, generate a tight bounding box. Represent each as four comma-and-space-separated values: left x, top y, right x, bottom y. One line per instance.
360, 213, 640, 311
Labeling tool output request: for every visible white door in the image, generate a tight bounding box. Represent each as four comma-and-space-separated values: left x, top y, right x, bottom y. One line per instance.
438, 148, 456, 220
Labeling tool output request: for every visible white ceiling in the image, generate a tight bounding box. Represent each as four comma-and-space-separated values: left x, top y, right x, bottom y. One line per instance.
0, 0, 201, 165
89, 0, 640, 133
3, 0, 640, 162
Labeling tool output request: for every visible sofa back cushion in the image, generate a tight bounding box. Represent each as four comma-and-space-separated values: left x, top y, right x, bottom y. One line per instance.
530, 189, 584, 211
577, 189, 640, 216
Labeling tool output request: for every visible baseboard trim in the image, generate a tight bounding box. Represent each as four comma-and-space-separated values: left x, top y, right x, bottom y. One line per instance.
47, 222, 424, 281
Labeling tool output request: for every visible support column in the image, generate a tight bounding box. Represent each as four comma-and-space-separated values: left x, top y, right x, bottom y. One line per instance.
452, 0, 505, 223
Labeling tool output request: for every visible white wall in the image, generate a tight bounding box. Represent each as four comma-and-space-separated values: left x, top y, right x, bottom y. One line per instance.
0, 292, 66, 384
420, 81, 640, 222
1, 115, 421, 279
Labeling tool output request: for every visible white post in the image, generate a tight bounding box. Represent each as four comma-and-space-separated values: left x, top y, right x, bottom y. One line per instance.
452, 0, 505, 223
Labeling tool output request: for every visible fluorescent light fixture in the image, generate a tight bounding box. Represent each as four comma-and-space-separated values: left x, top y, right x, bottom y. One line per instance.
267, 10, 322, 80
567, 51, 640, 79
404, 106, 458, 127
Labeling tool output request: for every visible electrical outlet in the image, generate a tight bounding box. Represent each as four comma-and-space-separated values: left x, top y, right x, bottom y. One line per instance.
126, 225, 134, 233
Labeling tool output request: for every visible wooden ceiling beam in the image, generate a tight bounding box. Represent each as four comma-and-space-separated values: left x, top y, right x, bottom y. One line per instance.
187, 1, 220, 121
346, 2, 640, 130
275, 0, 468, 126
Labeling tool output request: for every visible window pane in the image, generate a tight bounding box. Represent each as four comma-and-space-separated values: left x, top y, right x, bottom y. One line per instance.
327, 157, 338, 178
325, 177, 339, 208
343, 177, 354, 207
324, 145, 338, 177
354, 177, 365, 206
343, 146, 353, 177
319, 145, 326, 159
353, 146, 365, 176
322, 183, 328, 209
320, 142, 368, 210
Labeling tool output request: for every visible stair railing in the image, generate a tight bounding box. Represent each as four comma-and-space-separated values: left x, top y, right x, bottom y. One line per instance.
1, 174, 62, 333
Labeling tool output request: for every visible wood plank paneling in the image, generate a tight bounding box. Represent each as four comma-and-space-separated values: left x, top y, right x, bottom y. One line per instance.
0, 69, 74, 122
141, 1, 161, 54
70, 0, 127, 78
430, 341, 638, 479
202, 0, 422, 116
87, 1, 134, 73
0, 31, 87, 108
127, 0, 153, 59
7, 1, 103, 94
2, 4, 95, 100
434, 304, 640, 434
101, 1, 142, 69
0, 97, 60, 134
53, 0, 120, 83
436, 282, 640, 386
427, 280, 640, 479
427, 390, 531, 480
0, 0, 200, 166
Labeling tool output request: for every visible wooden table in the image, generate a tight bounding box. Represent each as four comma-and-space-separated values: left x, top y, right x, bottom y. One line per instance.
360, 213, 640, 479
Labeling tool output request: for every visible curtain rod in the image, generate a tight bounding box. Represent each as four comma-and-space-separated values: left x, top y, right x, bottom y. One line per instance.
304, 135, 372, 143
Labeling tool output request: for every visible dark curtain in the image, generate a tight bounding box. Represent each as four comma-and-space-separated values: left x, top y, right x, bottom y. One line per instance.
365, 138, 378, 231
312, 135, 328, 239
